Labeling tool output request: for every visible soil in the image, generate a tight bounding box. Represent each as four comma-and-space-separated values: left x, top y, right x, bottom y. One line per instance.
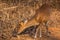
0, 0, 60, 40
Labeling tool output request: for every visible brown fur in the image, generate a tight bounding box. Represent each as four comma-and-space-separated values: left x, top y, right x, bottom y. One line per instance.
36, 4, 51, 23
13, 4, 52, 35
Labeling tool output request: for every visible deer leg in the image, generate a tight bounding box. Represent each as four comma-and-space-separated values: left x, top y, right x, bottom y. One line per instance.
34, 24, 42, 40
39, 25, 42, 38
45, 21, 50, 37
34, 26, 39, 40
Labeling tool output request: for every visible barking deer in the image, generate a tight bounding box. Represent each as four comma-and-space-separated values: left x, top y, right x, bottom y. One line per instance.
12, 4, 52, 39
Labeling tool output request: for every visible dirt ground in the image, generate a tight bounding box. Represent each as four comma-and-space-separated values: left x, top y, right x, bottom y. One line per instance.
0, 0, 60, 40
